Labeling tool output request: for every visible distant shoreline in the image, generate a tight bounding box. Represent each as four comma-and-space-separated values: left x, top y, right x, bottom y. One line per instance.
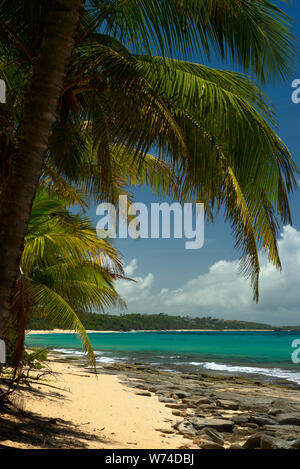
26, 328, 275, 335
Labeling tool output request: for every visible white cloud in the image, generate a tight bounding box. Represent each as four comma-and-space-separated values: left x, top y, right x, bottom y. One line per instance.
124, 258, 138, 276
117, 259, 154, 302
114, 226, 300, 326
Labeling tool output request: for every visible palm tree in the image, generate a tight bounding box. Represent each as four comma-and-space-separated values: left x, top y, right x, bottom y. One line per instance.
0, 0, 298, 340
0, 0, 85, 340
8, 190, 126, 367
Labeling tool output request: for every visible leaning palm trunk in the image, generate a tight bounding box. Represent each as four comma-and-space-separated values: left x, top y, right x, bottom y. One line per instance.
0, 0, 84, 341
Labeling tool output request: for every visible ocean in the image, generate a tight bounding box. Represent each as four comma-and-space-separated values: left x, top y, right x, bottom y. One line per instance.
25, 330, 300, 386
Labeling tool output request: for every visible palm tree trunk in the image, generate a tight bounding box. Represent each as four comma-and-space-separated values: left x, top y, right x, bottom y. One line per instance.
0, 0, 84, 341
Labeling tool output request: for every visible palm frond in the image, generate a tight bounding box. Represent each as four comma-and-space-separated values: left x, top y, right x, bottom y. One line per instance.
28, 281, 97, 369
87, 0, 296, 82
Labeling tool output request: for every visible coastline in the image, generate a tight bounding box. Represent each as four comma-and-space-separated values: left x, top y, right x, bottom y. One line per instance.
26, 328, 275, 335
3, 353, 300, 449
3, 354, 195, 449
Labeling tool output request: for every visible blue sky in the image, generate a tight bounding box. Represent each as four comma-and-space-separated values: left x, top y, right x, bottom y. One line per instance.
90, 1, 300, 326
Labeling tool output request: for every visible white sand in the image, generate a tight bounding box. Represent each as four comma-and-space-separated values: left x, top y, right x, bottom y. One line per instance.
10, 359, 195, 449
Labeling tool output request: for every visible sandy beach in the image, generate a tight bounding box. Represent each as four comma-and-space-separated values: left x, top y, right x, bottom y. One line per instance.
1, 353, 300, 450
1, 356, 194, 449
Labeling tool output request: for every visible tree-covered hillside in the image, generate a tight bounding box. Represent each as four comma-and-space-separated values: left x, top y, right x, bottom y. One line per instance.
29, 313, 273, 331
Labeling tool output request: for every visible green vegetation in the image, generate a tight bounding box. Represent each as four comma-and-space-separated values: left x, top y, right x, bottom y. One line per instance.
29, 312, 273, 332
0, 1, 298, 369
9, 190, 126, 367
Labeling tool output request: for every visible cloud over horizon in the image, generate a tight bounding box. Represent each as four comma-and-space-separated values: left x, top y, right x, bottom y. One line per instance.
114, 226, 300, 326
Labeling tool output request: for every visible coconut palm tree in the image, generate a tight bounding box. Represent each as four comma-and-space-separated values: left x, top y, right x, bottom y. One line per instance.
8, 190, 126, 367
0, 0, 298, 340
0, 0, 85, 339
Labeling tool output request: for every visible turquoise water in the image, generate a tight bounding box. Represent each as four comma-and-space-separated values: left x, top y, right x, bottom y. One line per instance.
25, 331, 300, 385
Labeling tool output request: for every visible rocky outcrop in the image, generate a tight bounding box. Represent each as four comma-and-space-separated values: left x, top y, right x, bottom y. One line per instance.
101, 362, 300, 449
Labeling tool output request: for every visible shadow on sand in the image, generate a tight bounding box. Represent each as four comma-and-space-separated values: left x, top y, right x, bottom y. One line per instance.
0, 379, 107, 449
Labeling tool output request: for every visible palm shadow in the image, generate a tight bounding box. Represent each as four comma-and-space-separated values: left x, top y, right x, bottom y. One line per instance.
0, 400, 108, 448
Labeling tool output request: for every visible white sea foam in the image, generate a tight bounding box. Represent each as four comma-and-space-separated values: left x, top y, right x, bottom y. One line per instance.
95, 356, 117, 364
52, 348, 83, 356
189, 361, 300, 385
51, 348, 300, 385
52, 347, 128, 364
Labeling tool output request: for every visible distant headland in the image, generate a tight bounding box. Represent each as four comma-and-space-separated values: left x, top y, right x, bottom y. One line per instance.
27, 312, 292, 332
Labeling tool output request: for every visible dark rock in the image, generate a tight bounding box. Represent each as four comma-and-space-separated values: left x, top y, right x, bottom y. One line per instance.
130, 383, 149, 390
203, 427, 224, 445
182, 397, 212, 408
271, 400, 300, 412
216, 399, 239, 410
268, 408, 281, 417
247, 423, 259, 429
238, 396, 274, 411
188, 417, 234, 432
158, 396, 177, 404
198, 439, 224, 450
180, 374, 204, 381
250, 416, 275, 426
171, 391, 192, 399
232, 414, 251, 425
229, 444, 244, 450
147, 385, 161, 393
260, 434, 292, 450
196, 397, 213, 405
262, 424, 300, 440
243, 432, 264, 449
291, 439, 300, 449
276, 413, 300, 426
154, 385, 180, 395
175, 421, 197, 437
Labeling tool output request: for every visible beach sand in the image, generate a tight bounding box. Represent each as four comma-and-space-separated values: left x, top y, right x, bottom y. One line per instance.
2, 354, 300, 450
2, 356, 194, 449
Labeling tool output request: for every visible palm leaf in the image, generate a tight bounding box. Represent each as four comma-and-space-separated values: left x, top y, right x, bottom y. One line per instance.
28, 281, 97, 369
87, 0, 295, 82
